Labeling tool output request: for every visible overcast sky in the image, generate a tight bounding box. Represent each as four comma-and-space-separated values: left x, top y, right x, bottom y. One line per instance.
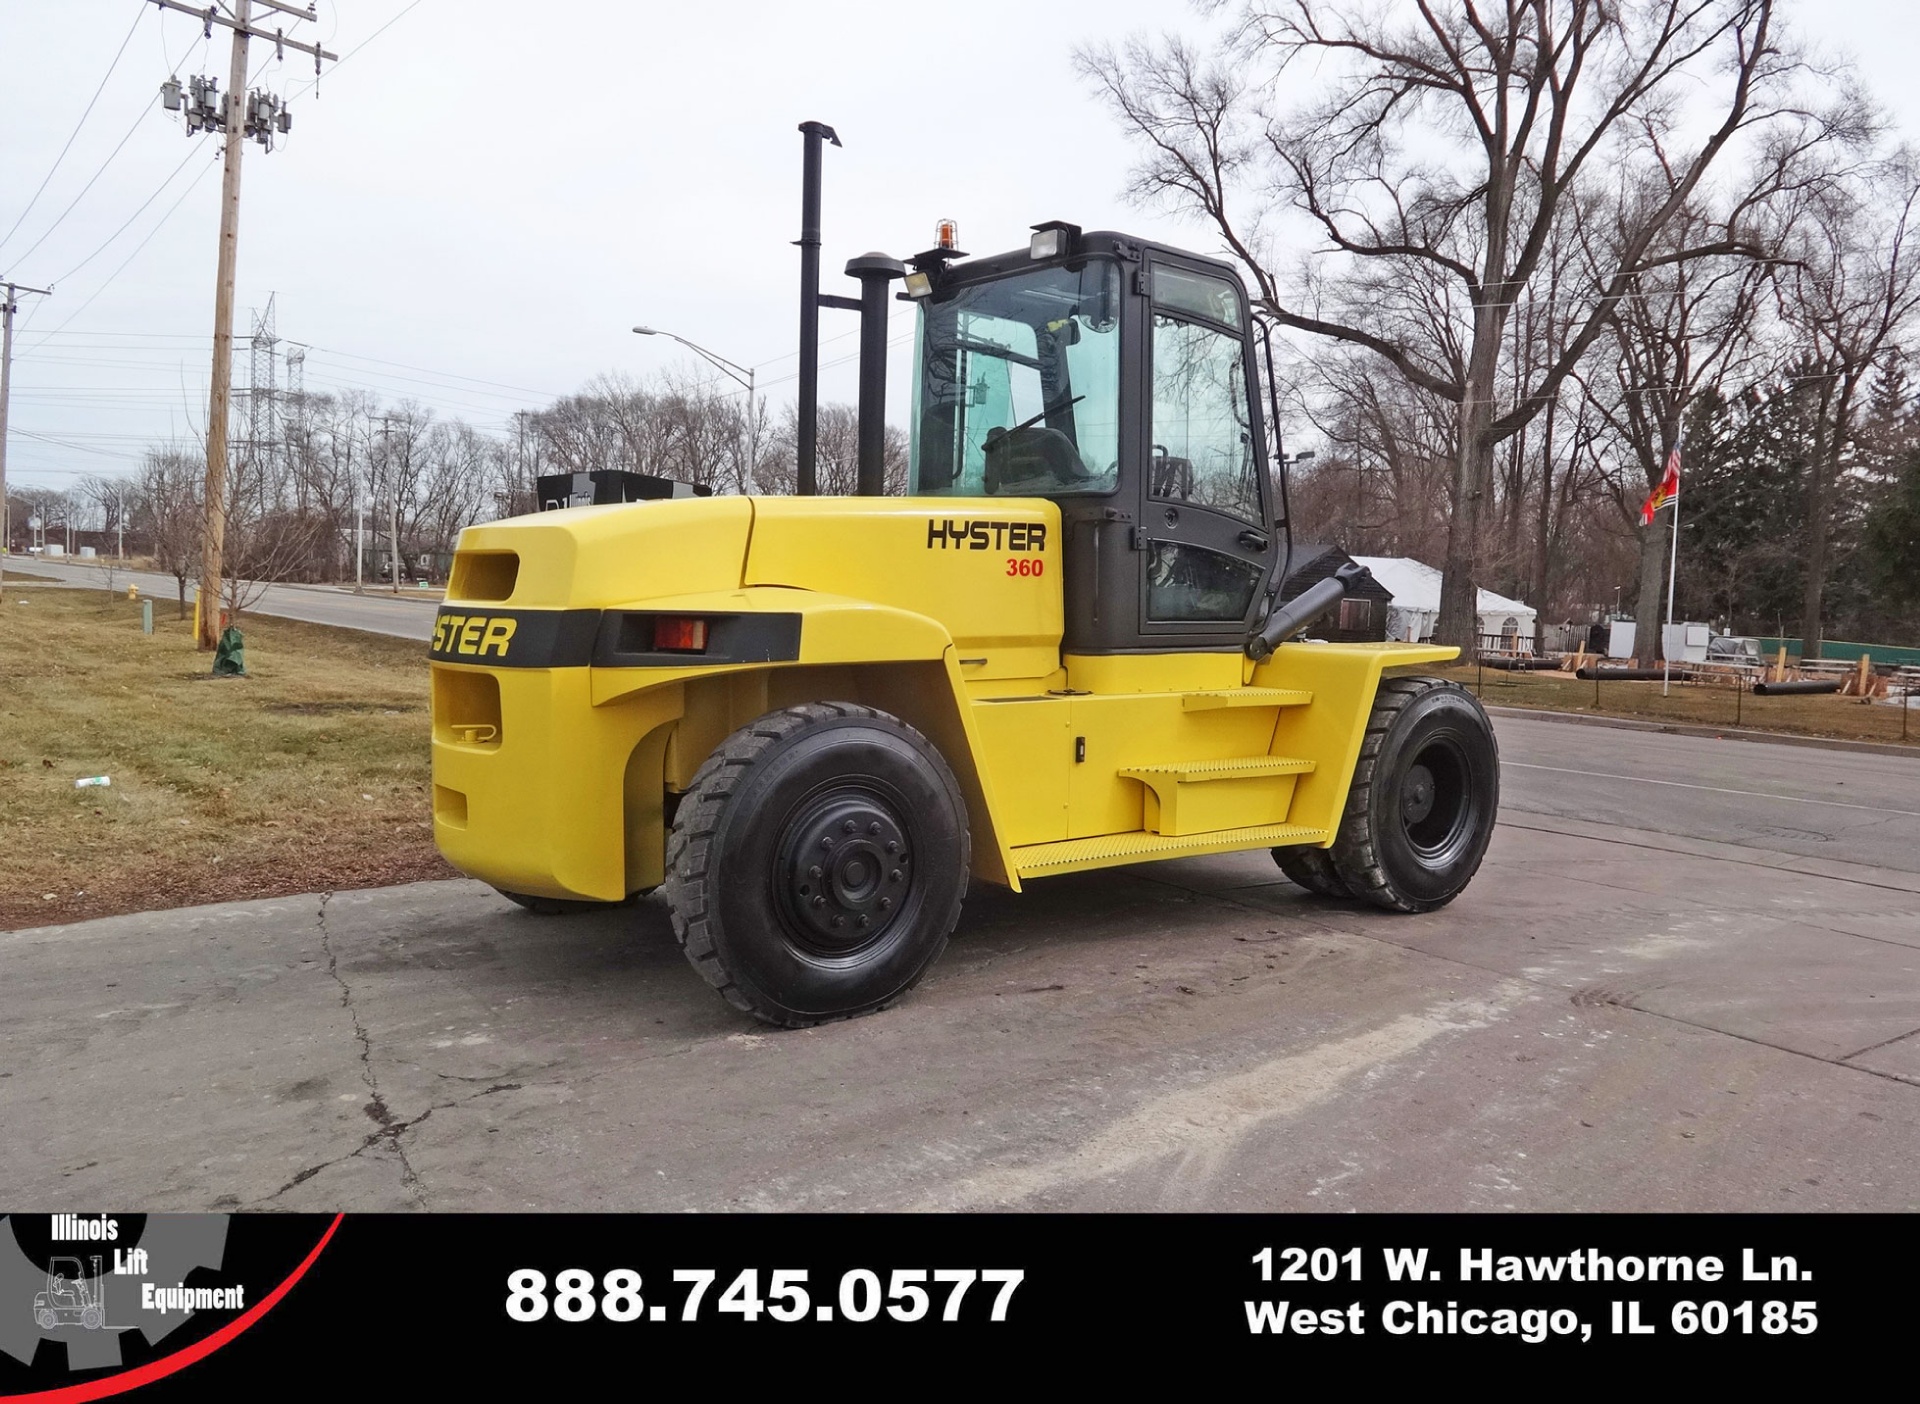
4, 0, 1918, 491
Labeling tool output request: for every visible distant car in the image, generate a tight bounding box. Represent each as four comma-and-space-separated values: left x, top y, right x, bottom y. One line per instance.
1705, 635, 1762, 666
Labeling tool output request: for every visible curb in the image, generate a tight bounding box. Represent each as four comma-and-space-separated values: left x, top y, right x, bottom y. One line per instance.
1483, 704, 1920, 760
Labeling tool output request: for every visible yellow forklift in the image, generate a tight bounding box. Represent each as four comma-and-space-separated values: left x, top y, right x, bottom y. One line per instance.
429, 126, 1497, 1026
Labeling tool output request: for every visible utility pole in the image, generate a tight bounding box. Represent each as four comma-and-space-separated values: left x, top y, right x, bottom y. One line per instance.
390, 425, 402, 593
152, 0, 333, 646
0, 281, 51, 603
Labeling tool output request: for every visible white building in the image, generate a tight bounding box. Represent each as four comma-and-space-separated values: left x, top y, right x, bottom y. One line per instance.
1352, 556, 1538, 650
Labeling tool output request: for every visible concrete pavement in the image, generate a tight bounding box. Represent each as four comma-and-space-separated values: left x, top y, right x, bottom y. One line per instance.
2, 716, 1915, 1212
18, 558, 436, 640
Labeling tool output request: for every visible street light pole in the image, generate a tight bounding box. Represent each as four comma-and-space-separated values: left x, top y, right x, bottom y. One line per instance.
632, 327, 759, 494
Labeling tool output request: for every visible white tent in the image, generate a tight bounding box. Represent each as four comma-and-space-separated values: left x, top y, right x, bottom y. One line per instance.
1352, 556, 1538, 649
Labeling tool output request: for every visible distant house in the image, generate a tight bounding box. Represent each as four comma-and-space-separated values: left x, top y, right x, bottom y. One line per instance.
1281, 543, 1396, 642
1351, 555, 1538, 651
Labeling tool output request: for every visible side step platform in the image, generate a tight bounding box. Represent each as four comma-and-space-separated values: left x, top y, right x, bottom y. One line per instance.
1119, 755, 1315, 837
1012, 822, 1331, 880
1181, 687, 1312, 711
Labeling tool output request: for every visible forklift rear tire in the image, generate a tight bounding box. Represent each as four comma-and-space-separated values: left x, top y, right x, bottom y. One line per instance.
494, 888, 650, 916
1330, 677, 1498, 914
664, 702, 970, 1028
36, 1309, 55, 1331
1272, 845, 1352, 898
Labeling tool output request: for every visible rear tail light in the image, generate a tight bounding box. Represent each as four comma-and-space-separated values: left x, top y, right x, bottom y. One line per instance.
651, 616, 708, 653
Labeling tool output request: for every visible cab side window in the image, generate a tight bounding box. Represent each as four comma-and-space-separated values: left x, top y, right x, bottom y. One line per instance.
1150, 313, 1261, 524
1146, 267, 1266, 624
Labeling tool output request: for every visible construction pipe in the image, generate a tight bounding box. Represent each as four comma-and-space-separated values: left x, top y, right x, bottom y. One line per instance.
1751, 679, 1844, 696
1479, 656, 1561, 671
1575, 666, 1694, 682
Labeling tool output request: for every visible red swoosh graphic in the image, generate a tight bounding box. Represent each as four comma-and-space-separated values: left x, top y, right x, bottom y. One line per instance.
2, 1214, 345, 1404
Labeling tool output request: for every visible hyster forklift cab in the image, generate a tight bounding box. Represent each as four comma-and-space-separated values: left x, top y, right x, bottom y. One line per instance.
428, 216, 1499, 1029
910, 230, 1285, 653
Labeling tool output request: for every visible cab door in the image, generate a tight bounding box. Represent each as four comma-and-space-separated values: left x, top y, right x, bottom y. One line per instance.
1135, 259, 1276, 649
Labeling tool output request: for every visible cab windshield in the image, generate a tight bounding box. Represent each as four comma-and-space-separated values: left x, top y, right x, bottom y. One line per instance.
909, 259, 1121, 497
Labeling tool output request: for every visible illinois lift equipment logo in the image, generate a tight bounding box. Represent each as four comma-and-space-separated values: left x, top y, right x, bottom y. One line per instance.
0, 1214, 233, 1374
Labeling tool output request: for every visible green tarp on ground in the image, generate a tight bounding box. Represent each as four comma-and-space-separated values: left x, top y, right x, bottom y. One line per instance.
211, 626, 246, 677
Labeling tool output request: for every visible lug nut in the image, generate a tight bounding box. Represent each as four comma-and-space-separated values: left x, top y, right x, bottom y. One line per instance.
885, 840, 898, 853
868, 822, 882, 835
812, 896, 826, 909
857, 914, 870, 928
843, 819, 857, 834
808, 864, 823, 879
832, 916, 846, 928
821, 837, 834, 850
890, 870, 902, 883
878, 897, 892, 911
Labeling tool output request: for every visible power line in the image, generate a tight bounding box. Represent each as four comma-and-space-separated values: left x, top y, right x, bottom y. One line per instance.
0, 4, 148, 260
286, 0, 428, 103
43, 142, 207, 288
4, 98, 162, 278
299, 345, 564, 399
20, 151, 223, 349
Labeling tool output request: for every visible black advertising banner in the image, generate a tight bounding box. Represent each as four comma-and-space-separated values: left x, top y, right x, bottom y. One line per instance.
0, 1212, 1910, 1395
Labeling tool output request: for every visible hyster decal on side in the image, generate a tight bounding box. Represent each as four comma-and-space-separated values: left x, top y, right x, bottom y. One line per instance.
431, 613, 517, 658
926, 519, 1047, 551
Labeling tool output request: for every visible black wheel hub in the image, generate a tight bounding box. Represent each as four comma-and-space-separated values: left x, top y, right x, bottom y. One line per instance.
1398, 740, 1470, 860
1402, 764, 1437, 825
778, 788, 912, 955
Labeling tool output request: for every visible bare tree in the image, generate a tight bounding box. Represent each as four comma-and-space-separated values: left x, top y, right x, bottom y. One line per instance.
759, 403, 907, 496
131, 448, 202, 617
1583, 193, 1774, 660
1777, 154, 1920, 656
1082, 0, 1807, 646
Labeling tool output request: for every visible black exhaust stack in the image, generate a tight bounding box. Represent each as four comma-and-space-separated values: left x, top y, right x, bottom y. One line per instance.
846, 253, 904, 496
795, 120, 840, 496
1246, 562, 1371, 661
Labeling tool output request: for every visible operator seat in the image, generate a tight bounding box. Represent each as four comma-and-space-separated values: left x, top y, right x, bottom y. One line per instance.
983, 425, 1091, 494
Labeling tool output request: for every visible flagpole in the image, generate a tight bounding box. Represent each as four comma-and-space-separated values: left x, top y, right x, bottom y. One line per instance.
1663, 491, 1680, 698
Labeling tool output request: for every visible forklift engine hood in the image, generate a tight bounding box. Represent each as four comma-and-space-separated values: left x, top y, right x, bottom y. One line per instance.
440, 494, 1065, 685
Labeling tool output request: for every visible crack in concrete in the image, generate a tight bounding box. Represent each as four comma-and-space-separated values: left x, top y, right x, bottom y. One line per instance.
260, 1079, 526, 1205
315, 889, 427, 1208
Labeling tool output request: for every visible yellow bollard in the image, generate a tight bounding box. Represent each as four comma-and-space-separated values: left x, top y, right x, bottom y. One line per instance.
127, 584, 139, 601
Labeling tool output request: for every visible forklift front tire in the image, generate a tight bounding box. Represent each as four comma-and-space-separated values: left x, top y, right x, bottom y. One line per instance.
664, 703, 969, 1028
1330, 677, 1498, 914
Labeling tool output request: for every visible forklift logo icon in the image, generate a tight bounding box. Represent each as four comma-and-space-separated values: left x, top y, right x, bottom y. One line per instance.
32, 1256, 107, 1332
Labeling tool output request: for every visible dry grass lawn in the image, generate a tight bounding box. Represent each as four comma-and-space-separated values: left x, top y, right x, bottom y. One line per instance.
4, 583, 1910, 930
1442, 662, 1920, 748
1, 584, 449, 929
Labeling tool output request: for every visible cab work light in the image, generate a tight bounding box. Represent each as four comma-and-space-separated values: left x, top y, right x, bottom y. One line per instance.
651, 616, 709, 653
1029, 220, 1083, 260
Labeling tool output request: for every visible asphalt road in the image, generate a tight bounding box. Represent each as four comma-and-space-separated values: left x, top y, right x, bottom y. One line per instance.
4, 713, 1915, 1212
16, 558, 436, 639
